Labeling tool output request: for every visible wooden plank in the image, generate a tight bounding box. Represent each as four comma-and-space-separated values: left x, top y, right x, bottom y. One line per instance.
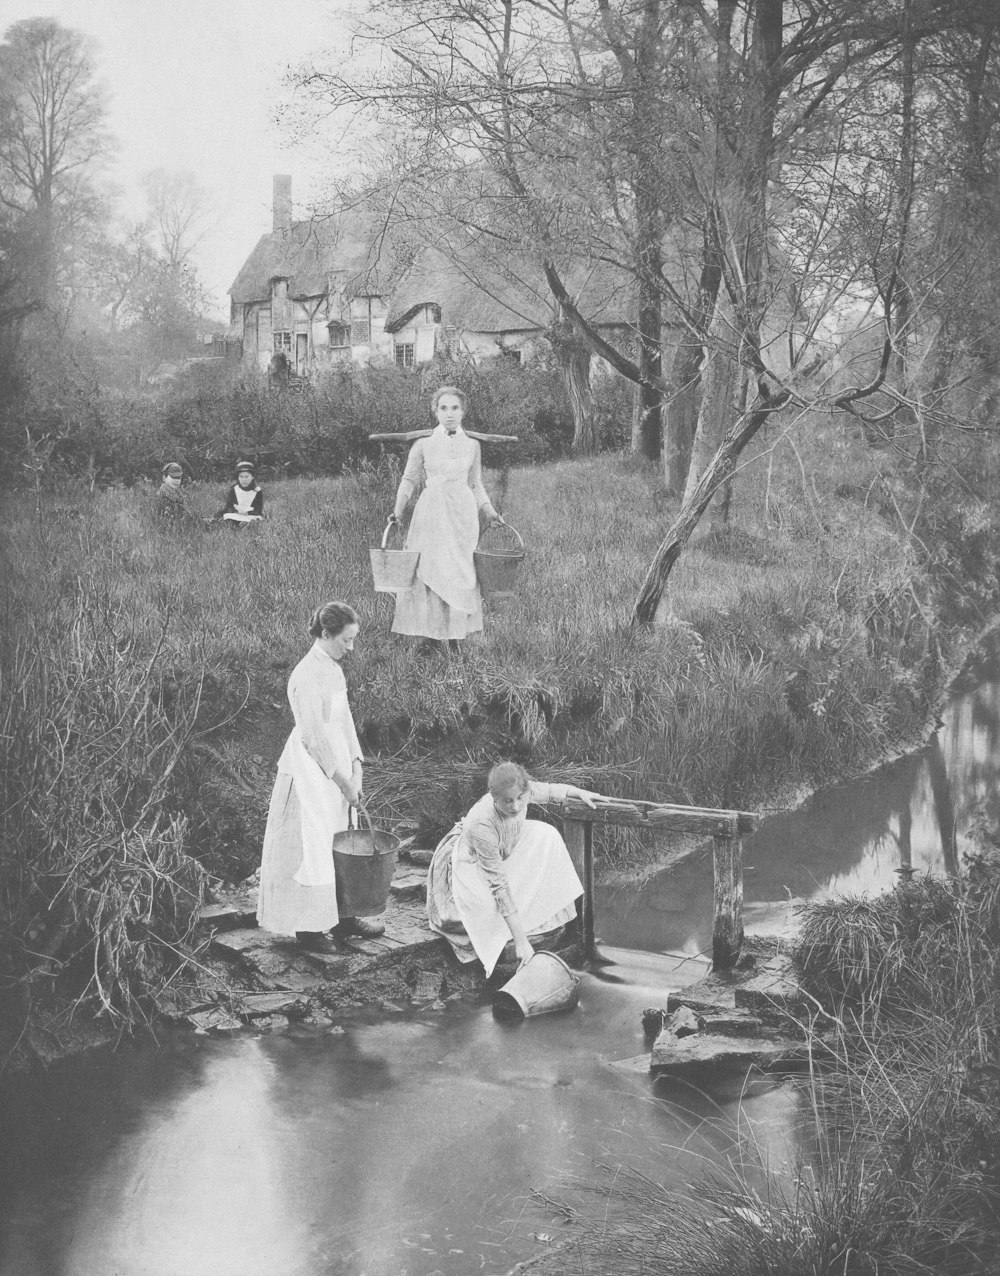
712, 834, 744, 971
555, 797, 757, 838
369, 430, 520, 444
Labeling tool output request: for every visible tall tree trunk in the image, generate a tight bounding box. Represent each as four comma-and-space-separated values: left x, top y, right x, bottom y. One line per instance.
889, 0, 917, 416
633, 386, 790, 624
663, 340, 701, 494
682, 291, 736, 503
564, 341, 597, 453
630, 0, 664, 460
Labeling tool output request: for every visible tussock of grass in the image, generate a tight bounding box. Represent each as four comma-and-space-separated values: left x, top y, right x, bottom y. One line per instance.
0, 568, 210, 1026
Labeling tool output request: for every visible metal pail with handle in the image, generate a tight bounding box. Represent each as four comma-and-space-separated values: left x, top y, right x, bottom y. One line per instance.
474, 522, 525, 598
492, 951, 580, 1020
332, 805, 399, 916
370, 518, 419, 593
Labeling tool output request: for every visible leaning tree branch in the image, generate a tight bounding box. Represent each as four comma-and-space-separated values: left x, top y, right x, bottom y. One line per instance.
632, 387, 791, 624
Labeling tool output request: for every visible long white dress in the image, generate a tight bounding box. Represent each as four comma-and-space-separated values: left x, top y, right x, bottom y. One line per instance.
256, 642, 362, 935
426, 782, 583, 976
391, 425, 494, 640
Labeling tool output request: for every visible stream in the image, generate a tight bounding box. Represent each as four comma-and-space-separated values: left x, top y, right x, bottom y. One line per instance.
2, 673, 998, 1276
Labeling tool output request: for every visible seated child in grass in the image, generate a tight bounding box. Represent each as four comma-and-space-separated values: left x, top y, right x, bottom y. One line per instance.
156, 462, 194, 519
217, 460, 264, 526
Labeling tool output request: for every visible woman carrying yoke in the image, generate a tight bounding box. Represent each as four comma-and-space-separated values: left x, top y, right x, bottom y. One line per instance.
390, 385, 503, 648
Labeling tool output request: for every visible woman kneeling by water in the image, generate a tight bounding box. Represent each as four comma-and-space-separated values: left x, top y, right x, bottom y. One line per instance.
427, 762, 604, 976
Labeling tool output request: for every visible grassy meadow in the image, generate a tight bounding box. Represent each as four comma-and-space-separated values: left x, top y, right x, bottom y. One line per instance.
1, 407, 992, 1022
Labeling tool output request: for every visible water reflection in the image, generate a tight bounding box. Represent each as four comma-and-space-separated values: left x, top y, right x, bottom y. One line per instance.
600, 677, 1000, 956
0, 951, 798, 1276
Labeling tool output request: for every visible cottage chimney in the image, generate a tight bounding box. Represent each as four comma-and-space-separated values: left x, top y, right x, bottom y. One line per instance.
273, 175, 292, 236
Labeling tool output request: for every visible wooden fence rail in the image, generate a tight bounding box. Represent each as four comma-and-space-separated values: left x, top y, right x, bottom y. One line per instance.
554, 796, 760, 971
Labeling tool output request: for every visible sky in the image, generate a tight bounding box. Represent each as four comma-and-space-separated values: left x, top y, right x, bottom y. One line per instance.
0, 0, 367, 318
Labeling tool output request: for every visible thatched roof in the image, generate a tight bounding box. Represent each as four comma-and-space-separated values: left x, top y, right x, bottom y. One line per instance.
229, 202, 638, 337
229, 207, 413, 305
385, 246, 634, 335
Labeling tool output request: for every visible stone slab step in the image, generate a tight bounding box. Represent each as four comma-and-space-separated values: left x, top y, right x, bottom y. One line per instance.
650, 1030, 807, 1076
666, 986, 738, 1016
200, 897, 258, 932
734, 973, 811, 1020
237, 991, 308, 1018
389, 867, 428, 902
697, 1012, 766, 1037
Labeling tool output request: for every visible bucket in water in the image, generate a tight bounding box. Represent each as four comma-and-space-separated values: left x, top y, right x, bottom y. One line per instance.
492, 951, 580, 1020
370, 518, 419, 593
474, 522, 525, 598
332, 805, 400, 917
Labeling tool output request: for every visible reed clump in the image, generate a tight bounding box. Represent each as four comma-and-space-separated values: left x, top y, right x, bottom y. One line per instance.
0, 553, 212, 1029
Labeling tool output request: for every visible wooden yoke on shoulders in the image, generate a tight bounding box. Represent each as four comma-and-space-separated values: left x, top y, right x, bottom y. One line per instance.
369, 430, 520, 444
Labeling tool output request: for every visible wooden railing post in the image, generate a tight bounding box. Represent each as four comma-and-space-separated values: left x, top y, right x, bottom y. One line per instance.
563, 817, 595, 960
712, 834, 744, 970
556, 796, 756, 971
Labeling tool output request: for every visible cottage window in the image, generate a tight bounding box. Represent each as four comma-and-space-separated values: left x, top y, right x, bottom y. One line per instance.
500, 348, 523, 366
327, 322, 349, 348
273, 332, 292, 353
351, 318, 371, 344
394, 343, 415, 368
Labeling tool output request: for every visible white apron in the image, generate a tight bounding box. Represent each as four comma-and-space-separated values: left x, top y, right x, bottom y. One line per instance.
449, 821, 583, 976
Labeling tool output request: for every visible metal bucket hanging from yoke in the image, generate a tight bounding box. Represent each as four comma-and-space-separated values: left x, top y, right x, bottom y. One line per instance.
474, 522, 525, 598
370, 518, 419, 592
332, 805, 400, 916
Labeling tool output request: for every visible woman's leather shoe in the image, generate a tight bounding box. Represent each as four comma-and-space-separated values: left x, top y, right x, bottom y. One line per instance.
332, 917, 385, 940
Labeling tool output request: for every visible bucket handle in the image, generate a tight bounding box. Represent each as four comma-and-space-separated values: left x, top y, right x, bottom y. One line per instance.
380, 518, 405, 551
477, 521, 524, 552
353, 801, 379, 855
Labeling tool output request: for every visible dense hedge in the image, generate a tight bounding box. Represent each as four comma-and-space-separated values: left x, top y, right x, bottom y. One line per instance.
1, 351, 633, 488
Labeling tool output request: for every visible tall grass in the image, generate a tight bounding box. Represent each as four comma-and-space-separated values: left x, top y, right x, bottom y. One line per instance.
0, 544, 211, 1028
3, 431, 947, 874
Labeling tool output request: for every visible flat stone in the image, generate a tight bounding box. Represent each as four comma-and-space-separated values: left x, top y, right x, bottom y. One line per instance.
403, 847, 434, 867
734, 973, 810, 1019
698, 1012, 766, 1037
666, 986, 738, 1016
186, 1007, 243, 1033
650, 1030, 806, 1076
389, 869, 429, 902
199, 897, 258, 932
250, 1013, 289, 1032
211, 928, 274, 959
238, 991, 306, 1018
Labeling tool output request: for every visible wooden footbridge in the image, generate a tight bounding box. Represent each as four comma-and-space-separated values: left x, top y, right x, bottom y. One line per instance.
556, 796, 760, 970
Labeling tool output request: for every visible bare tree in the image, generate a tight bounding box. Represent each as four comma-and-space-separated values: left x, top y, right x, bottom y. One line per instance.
142, 168, 212, 269
0, 18, 110, 306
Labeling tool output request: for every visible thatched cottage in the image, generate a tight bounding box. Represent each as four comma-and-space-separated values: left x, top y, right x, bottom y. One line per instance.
230, 177, 634, 378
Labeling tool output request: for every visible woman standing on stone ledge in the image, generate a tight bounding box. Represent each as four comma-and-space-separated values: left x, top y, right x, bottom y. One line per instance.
257, 601, 385, 953
389, 385, 504, 652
